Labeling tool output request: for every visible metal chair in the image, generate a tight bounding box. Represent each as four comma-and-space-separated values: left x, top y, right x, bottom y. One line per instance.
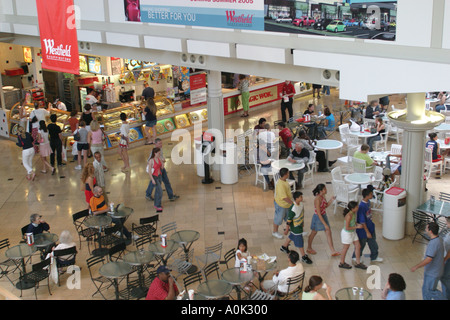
183, 271, 203, 291
276, 271, 305, 300
250, 290, 275, 300
0, 239, 21, 285
20, 258, 52, 300
86, 256, 112, 300
72, 209, 98, 253
439, 192, 450, 202
222, 248, 236, 269
160, 221, 177, 236
412, 210, 433, 244
196, 242, 223, 270
169, 249, 195, 279
108, 242, 127, 262
134, 234, 155, 251
96, 224, 122, 251
201, 261, 220, 281
131, 215, 159, 240
53, 246, 78, 286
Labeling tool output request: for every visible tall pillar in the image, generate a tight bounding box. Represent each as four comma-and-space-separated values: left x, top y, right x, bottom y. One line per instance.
207, 70, 225, 143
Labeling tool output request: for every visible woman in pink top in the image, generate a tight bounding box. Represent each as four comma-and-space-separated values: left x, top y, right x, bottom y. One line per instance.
147, 147, 164, 212
306, 184, 340, 257
87, 120, 108, 170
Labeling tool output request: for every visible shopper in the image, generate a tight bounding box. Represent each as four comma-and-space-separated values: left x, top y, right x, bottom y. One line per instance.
141, 82, 155, 101
118, 113, 131, 173
287, 142, 309, 190
93, 151, 107, 203
302, 276, 333, 300
75, 121, 89, 170
254, 118, 266, 131
85, 89, 100, 106
65, 109, 79, 162
442, 217, 450, 300
88, 120, 108, 171
48, 114, 64, 168
426, 132, 448, 165
306, 184, 340, 257
143, 98, 158, 145
147, 147, 164, 212
280, 191, 313, 264
352, 188, 383, 263
29, 101, 50, 153
353, 144, 378, 168
37, 121, 55, 175
366, 116, 386, 152
81, 104, 94, 131
81, 163, 96, 208
317, 106, 335, 139
312, 84, 322, 99
277, 122, 293, 150
16, 126, 36, 181
145, 138, 179, 201
411, 222, 446, 300
272, 168, 293, 239
18, 98, 28, 130
238, 74, 250, 117
321, 85, 331, 96
365, 100, 380, 119
280, 80, 295, 123
339, 201, 366, 270
435, 91, 450, 112
26, 213, 50, 235
381, 273, 406, 300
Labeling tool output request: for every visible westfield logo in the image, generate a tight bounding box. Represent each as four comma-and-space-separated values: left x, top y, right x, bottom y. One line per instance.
43, 39, 72, 57
226, 11, 253, 25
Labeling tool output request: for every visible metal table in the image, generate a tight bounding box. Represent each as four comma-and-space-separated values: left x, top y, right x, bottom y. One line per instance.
5, 244, 37, 290
99, 261, 133, 300
84, 215, 112, 257
335, 287, 372, 300
109, 206, 133, 242
34, 233, 58, 249
123, 250, 155, 299
196, 279, 233, 300
314, 139, 343, 172
250, 259, 278, 289
221, 267, 254, 300
148, 240, 180, 266
417, 199, 450, 220
170, 230, 200, 273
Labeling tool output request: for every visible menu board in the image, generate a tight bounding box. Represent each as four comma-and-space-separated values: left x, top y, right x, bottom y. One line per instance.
23, 47, 33, 63
88, 57, 102, 74
79, 55, 88, 72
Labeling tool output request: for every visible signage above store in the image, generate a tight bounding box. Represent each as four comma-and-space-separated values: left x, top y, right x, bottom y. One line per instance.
36, 0, 80, 74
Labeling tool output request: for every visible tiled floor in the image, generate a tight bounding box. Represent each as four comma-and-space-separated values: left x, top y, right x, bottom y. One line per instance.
0, 89, 446, 300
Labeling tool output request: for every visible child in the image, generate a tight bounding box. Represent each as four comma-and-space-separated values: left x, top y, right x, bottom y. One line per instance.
339, 201, 366, 270
352, 188, 383, 263
280, 192, 313, 264
118, 113, 131, 173
235, 238, 250, 268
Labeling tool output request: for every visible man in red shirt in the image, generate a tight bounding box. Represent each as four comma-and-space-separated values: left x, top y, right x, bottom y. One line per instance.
277, 122, 293, 149
280, 80, 295, 123
146, 266, 179, 300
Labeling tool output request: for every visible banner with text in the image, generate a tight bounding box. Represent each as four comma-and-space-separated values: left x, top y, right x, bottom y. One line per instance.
36, 0, 80, 74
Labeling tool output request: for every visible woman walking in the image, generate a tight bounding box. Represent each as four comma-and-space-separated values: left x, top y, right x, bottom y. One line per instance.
339, 201, 366, 270
118, 113, 131, 172
306, 184, 340, 257
147, 147, 164, 212
81, 163, 96, 208
88, 120, 108, 171
238, 74, 250, 117
16, 126, 36, 181
75, 121, 89, 170
37, 121, 55, 175
143, 99, 158, 145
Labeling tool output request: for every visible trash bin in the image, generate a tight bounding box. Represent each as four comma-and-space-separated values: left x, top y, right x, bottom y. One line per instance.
382, 187, 407, 240
219, 142, 238, 185
194, 138, 204, 177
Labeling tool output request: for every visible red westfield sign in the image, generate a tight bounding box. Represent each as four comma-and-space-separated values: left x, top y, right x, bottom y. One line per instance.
36, 0, 79, 74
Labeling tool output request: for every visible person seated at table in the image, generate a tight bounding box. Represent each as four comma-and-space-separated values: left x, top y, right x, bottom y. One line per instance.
261, 251, 304, 296
435, 91, 450, 112
317, 106, 335, 139
26, 213, 50, 236
45, 230, 77, 268
302, 275, 333, 300
381, 273, 406, 300
258, 123, 277, 155
287, 142, 310, 190
293, 130, 335, 172
89, 186, 136, 242
303, 104, 319, 139
365, 100, 381, 119
256, 142, 274, 190
277, 122, 293, 150
146, 265, 179, 300
426, 132, 448, 163
304, 104, 315, 116
254, 118, 267, 131
366, 116, 386, 152
353, 144, 379, 168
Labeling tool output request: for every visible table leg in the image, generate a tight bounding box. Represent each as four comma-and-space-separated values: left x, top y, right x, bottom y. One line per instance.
92, 227, 109, 258
113, 279, 120, 300
324, 150, 330, 172
182, 243, 198, 274
130, 266, 147, 299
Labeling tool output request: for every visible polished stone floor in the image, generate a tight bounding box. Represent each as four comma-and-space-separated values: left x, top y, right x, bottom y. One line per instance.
0, 88, 446, 300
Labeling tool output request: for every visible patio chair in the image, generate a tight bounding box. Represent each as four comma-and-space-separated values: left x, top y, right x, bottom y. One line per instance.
222, 248, 236, 269
87, 256, 112, 300
169, 249, 195, 279
183, 271, 203, 292
72, 209, 98, 253
424, 148, 443, 180
276, 271, 305, 300
412, 210, 433, 244
0, 239, 21, 286
201, 261, 220, 281
53, 246, 77, 286
131, 215, 159, 240
20, 258, 52, 300
195, 242, 222, 270
108, 242, 126, 262
439, 192, 450, 202
332, 180, 359, 215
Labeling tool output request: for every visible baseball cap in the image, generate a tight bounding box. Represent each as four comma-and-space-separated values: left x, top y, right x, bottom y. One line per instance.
156, 266, 171, 274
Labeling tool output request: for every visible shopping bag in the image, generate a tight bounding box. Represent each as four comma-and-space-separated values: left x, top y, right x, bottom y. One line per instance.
72, 142, 78, 156
62, 146, 67, 162
50, 256, 59, 285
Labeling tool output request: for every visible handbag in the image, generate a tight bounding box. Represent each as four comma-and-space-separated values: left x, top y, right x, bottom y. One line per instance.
73, 130, 80, 141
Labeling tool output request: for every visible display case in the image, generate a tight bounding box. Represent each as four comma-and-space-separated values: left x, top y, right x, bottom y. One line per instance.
99, 103, 141, 132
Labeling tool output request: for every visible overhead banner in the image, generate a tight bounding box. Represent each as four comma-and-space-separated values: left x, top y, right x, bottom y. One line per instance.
36, 0, 80, 74
125, 0, 396, 41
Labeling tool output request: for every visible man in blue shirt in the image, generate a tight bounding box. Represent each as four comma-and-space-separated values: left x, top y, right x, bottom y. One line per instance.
411, 222, 446, 300
352, 188, 383, 263
26, 213, 50, 235
141, 82, 155, 101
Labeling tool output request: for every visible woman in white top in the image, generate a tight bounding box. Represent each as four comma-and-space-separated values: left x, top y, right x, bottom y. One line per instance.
46, 230, 77, 264
29, 102, 50, 153
118, 112, 130, 172
37, 121, 55, 175
302, 275, 333, 300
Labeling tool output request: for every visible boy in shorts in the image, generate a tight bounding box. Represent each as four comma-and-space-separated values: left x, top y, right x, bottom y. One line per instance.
280, 191, 313, 264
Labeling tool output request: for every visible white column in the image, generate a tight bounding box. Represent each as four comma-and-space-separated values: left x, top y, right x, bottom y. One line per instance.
207, 70, 225, 143
401, 93, 426, 235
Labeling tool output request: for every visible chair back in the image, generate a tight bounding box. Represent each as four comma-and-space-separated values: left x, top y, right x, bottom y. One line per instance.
424, 148, 433, 164
161, 222, 177, 235
53, 246, 77, 267
373, 166, 384, 182
104, 224, 121, 235
0, 238, 10, 251
135, 235, 154, 250
183, 271, 203, 291
32, 258, 52, 272
352, 157, 367, 173
87, 256, 105, 272
412, 210, 433, 243
140, 215, 159, 226
223, 248, 236, 268
339, 123, 350, 135
202, 261, 220, 280
108, 242, 126, 261
390, 144, 402, 155
72, 209, 90, 223
331, 166, 343, 182
439, 192, 450, 202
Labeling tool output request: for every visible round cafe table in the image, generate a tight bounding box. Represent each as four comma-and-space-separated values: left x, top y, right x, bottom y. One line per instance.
271, 159, 305, 172
34, 233, 58, 249
348, 130, 378, 144
344, 173, 373, 194
369, 151, 389, 166
148, 240, 180, 266
109, 206, 133, 242
170, 230, 200, 273
314, 139, 343, 172
437, 139, 450, 150
123, 250, 155, 299
250, 259, 277, 289
196, 279, 233, 300
84, 215, 112, 257
221, 267, 254, 300
99, 261, 133, 300
335, 287, 373, 300
5, 243, 37, 290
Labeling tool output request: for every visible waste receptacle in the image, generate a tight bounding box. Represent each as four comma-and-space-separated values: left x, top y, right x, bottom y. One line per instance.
382, 187, 407, 240
194, 138, 204, 177
219, 142, 238, 185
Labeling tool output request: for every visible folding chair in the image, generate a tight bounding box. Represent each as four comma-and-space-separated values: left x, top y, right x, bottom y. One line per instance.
53, 246, 77, 286
131, 215, 159, 240
412, 210, 433, 244
276, 272, 305, 300
20, 258, 52, 300
195, 243, 223, 270
0, 239, 21, 286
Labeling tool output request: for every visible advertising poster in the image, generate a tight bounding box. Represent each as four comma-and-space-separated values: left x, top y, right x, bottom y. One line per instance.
125, 0, 396, 41
190, 72, 207, 105
88, 57, 102, 74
